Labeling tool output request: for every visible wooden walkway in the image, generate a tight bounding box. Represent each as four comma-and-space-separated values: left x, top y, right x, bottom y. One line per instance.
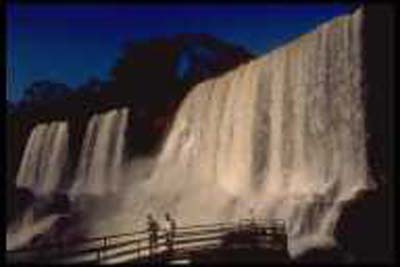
7, 218, 289, 264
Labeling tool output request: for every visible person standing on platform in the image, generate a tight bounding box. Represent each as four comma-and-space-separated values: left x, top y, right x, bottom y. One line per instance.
147, 214, 160, 257
164, 212, 176, 257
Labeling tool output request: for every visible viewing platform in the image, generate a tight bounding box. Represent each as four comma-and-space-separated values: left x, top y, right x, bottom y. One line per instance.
7, 218, 290, 265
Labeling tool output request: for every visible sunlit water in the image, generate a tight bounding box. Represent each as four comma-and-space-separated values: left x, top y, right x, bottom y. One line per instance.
16, 121, 69, 195
8, 8, 375, 258
70, 108, 129, 197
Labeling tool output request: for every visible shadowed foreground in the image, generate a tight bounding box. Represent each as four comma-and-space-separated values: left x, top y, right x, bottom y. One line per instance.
7, 219, 292, 265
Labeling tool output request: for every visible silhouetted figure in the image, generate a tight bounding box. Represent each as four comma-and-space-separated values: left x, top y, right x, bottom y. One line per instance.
249, 208, 257, 232
147, 214, 159, 257
164, 213, 176, 257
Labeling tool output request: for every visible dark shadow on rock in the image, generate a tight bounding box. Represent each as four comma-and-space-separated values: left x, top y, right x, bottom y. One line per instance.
191, 226, 291, 265
29, 213, 87, 247
47, 193, 71, 214
9, 188, 36, 225
339, 4, 395, 264
334, 189, 394, 263
294, 247, 350, 264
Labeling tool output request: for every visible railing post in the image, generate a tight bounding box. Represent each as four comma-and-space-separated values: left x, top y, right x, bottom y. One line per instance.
149, 237, 153, 262
97, 248, 101, 263
103, 237, 107, 260
137, 239, 140, 259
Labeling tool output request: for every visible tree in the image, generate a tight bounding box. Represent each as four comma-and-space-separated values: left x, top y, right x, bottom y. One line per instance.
109, 34, 254, 113
22, 80, 71, 105
76, 76, 103, 93
110, 38, 181, 110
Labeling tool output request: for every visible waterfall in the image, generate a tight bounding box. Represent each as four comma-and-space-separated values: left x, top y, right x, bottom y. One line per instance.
70, 108, 129, 197
16, 121, 69, 196
126, 7, 375, 257
9, 7, 377, 260
8, 108, 130, 250
10, 122, 68, 250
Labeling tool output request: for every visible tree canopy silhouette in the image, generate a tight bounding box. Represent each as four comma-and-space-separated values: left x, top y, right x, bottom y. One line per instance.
22, 80, 70, 103
109, 34, 253, 114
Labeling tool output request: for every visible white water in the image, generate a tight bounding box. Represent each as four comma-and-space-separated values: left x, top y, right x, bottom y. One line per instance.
16, 121, 69, 195
9, 121, 68, 250
9, 7, 375, 259
7, 207, 61, 250
107, 8, 375, 257
8, 109, 129, 250
70, 108, 129, 197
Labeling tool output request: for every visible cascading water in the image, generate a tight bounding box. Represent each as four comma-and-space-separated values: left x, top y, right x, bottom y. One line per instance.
16, 121, 69, 196
111, 7, 375, 257
70, 108, 129, 197
8, 121, 68, 250
7, 207, 61, 250
7, 109, 130, 250
8, 7, 376, 260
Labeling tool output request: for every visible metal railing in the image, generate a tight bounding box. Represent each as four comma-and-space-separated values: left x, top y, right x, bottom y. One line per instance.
6, 218, 287, 264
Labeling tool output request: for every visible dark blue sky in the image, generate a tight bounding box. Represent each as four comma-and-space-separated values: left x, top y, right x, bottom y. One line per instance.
7, 4, 355, 102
